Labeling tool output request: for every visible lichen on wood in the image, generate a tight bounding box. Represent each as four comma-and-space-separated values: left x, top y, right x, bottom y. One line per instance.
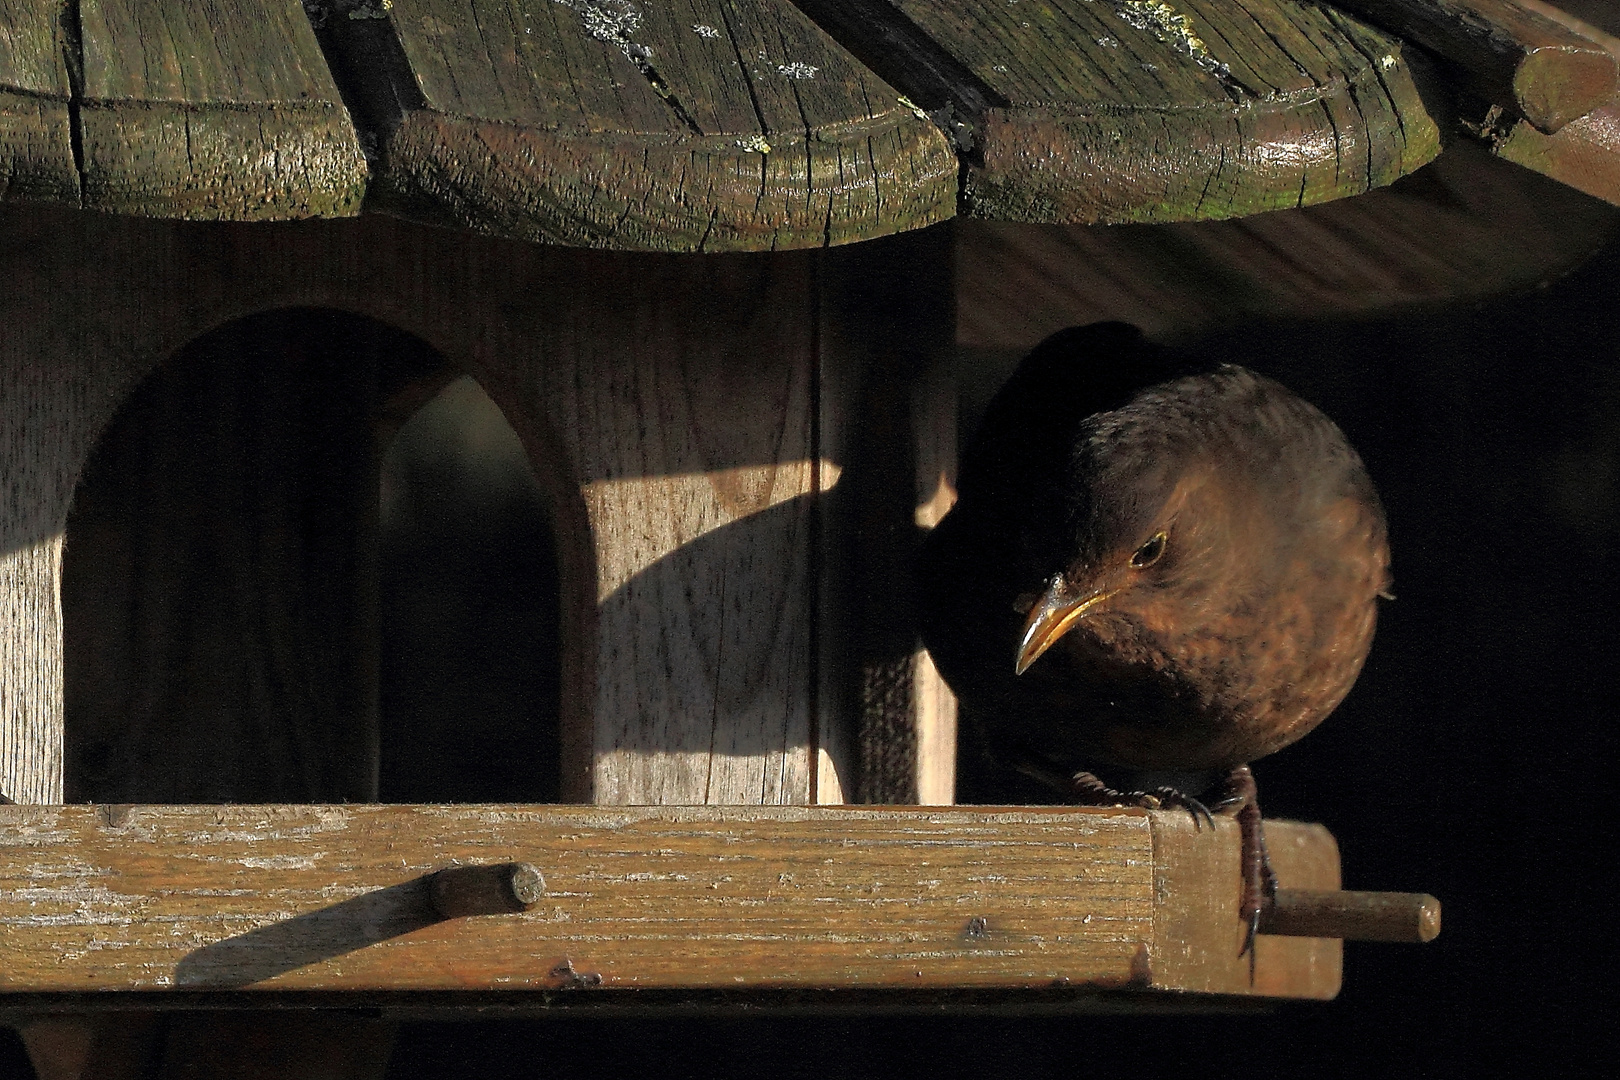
318, 0, 957, 251
797, 0, 1447, 224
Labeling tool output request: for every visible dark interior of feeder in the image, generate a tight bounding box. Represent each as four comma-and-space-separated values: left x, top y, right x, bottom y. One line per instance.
61, 309, 562, 805
376, 374, 560, 804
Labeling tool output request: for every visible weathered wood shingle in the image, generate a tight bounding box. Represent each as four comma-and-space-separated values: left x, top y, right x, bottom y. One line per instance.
797, 0, 1447, 223
76, 0, 367, 218
0, 0, 79, 203
321, 0, 958, 250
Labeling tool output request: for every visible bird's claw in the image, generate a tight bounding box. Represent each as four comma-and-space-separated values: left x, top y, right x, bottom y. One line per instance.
1240, 907, 1262, 983
1151, 788, 1215, 830
1066, 773, 1213, 830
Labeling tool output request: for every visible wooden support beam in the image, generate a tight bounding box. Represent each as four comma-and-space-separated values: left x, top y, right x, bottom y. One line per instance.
75, 0, 367, 218
0, 804, 1344, 998
0, 0, 78, 204
793, 0, 1445, 224
821, 225, 959, 804
1329, 0, 1616, 133
1492, 99, 1620, 203
1471, 3, 1620, 204
313, 0, 955, 251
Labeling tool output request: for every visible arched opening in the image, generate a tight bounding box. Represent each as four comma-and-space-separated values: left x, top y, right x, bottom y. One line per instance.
62, 309, 559, 804
377, 376, 560, 803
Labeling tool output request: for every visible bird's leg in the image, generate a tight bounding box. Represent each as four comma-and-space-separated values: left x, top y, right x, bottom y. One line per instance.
1064, 770, 1215, 830
1210, 764, 1277, 973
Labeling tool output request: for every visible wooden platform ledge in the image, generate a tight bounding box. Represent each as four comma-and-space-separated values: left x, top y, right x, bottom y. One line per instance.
0, 804, 1370, 1001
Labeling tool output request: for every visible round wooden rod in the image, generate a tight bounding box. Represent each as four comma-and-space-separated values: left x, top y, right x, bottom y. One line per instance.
428, 862, 546, 919
1261, 889, 1441, 943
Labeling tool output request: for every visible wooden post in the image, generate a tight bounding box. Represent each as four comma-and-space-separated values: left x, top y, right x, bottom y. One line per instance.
821, 226, 959, 804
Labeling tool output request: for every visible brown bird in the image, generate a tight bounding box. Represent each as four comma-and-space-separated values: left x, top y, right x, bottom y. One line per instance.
918, 323, 1390, 948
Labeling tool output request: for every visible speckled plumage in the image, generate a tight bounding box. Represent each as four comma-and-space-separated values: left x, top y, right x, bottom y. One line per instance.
919, 322, 1390, 789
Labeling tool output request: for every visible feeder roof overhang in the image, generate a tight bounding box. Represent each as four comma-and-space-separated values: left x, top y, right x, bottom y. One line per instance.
0, 0, 1614, 251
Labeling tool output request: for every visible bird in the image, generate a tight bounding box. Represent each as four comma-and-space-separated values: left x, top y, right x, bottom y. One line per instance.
918, 322, 1390, 951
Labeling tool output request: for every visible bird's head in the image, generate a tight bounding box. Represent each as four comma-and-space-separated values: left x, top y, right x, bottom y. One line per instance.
1014, 462, 1220, 676
1012, 365, 1375, 679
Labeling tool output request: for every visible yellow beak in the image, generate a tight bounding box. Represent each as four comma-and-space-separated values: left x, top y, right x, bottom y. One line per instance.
1014, 577, 1118, 675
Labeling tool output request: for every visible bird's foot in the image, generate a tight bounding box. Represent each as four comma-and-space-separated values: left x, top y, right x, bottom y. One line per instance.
1210, 765, 1278, 981
1067, 771, 1215, 830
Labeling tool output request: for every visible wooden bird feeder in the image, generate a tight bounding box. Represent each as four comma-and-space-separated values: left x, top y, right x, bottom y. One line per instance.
5, 0, 1612, 1073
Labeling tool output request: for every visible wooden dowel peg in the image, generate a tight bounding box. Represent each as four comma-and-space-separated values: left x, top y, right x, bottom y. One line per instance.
1261, 888, 1441, 943
428, 862, 546, 919
1331, 0, 1618, 133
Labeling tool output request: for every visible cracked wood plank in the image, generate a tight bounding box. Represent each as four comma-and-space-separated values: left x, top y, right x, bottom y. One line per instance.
317, 0, 956, 251
0, 804, 1340, 998
795, 0, 1446, 224
76, 0, 367, 218
0, 0, 78, 203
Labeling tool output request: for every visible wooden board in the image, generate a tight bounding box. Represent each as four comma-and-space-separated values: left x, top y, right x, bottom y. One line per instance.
0, 0, 79, 204
1493, 99, 1620, 204
1330, 0, 1616, 134
819, 227, 959, 804
1481, 1, 1620, 205
75, 0, 366, 218
795, 0, 1445, 224
0, 804, 1340, 998
59, 313, 450, 806
316, 0, 956, 251
1, 206, 971, 806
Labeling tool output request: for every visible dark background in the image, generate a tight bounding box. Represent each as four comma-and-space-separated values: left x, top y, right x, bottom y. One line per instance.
5, 148, 1617, 1077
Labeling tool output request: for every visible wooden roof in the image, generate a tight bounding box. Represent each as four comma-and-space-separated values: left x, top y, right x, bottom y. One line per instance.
0, 0, 1615, 249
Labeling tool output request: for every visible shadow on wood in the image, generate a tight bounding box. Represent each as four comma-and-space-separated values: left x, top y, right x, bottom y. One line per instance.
173, 877, 440, 989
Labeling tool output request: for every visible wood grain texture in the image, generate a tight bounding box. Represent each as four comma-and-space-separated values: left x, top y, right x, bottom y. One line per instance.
1330, 0, 1616, 133
75, 0, 366, 218
0, 311, 73, 804
1492, 99, 1620, 203
0, 205, 879, 806
796, 0, 1445, 224
0, 804, 1338, 997
60, 312, 449, 806
316, 0, 956, 251
1481, 3, 1620, 203
564, 255, 825, 804
1153, 813, 1339, 997
0, 0, 79, 203
954, 140, 1620, 358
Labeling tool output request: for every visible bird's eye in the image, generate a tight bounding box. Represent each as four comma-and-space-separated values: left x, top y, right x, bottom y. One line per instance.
1130, 531, 1167, 568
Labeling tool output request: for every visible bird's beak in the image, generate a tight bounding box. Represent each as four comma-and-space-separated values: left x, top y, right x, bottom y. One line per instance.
1015, 577, 1118, 675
